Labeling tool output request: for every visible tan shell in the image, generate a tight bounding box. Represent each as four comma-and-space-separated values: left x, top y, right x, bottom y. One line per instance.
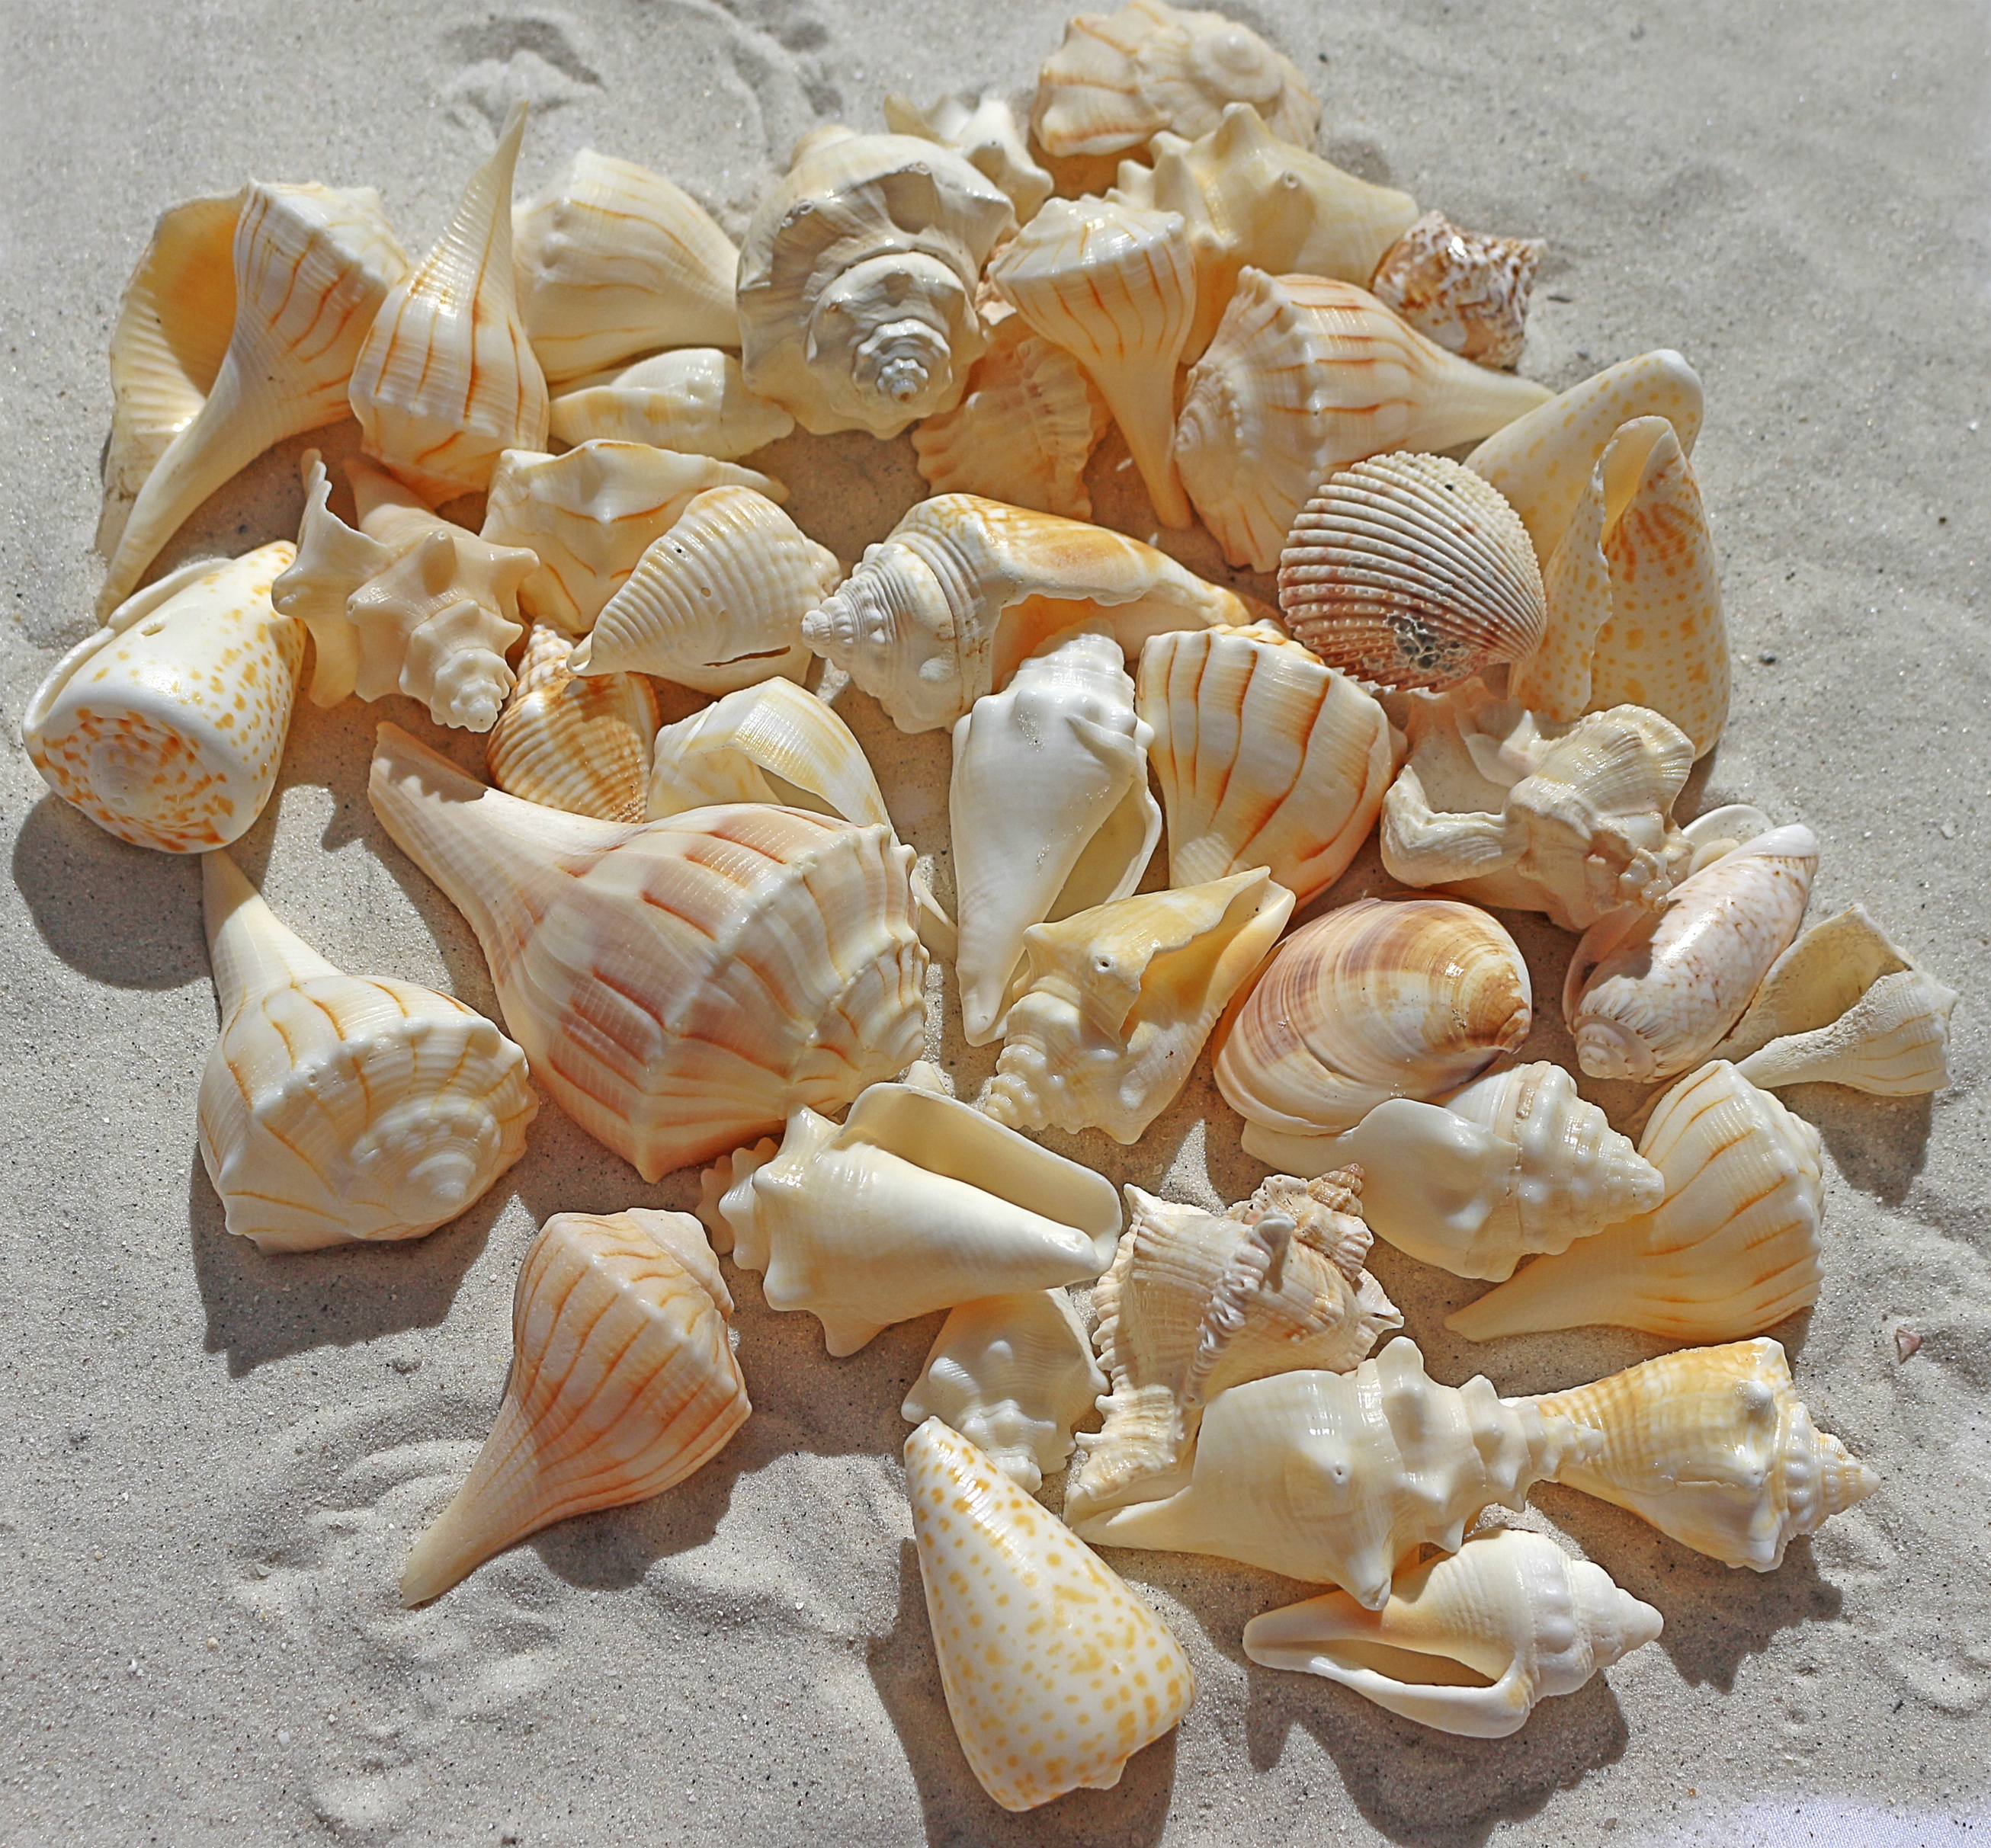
483, 623, 659, 823
1368, 211, 1546, 371
881, 92, 1053, 222
547, 350, 794, 458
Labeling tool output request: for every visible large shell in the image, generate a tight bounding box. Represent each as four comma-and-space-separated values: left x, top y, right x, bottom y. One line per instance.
906, 1417, 1194, 1813
1532, 1338, 1879, 1571
1175, 271, 1554, 572
1072, 1337, 1601, 1608
1277, 453, 1547, 691
197, 851, 536, 1252
1367, 211, 1547, 372
1243, 1527, 1662, 1739
881, 92, 1053, 222
483, 622, 659, 822
1446, 1061, 1825, 1344
400, 1208, 749, 1604
367, 722, 927, 1181
1137, 622, 1396, 906
696, 1078, 1121, 1356
24, 543, 304, 854
547, 350, 793, 458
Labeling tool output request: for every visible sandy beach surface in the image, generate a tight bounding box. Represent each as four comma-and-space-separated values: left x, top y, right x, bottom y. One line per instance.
4, 2, 1989, 1842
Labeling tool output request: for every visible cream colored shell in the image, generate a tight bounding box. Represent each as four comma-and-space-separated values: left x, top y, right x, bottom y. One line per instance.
483, 622, 659, 822
1368, 211, 1547, 372
548, 350, 794, 458
881, 92, 1053, 222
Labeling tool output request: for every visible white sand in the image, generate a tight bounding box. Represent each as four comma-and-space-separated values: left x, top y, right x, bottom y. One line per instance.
3, 2, 1988, 1842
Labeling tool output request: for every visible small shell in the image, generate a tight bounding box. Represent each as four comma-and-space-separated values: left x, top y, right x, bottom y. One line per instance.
400, 1208, 749, 1604
881, 92, 1053, 222
484, 623, 659, 822
1682, 802, 1775, 874
1367, 211, 1547, 372
24, 543, 304, 854
1278, 452, 1547, 690
197, 850, 537, 1252
1243, 1527, 1662, 1739
548, 350, 794, 458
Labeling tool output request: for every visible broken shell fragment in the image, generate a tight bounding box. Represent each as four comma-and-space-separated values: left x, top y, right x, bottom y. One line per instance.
548, 350, 794, 458
1367, 211, 1547, 371
483, 622, 659, 822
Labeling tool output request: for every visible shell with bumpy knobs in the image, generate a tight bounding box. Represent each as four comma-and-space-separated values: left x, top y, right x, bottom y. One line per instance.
882, 92, 1053, 221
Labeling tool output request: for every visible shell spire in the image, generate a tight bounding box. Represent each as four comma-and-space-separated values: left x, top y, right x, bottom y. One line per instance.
203, 847, 339, 1011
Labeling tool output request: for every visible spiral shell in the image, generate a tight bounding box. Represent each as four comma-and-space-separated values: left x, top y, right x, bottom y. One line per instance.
1368, 211, 1547, 372
547, 350, 794, 458
483, 623, 659, 822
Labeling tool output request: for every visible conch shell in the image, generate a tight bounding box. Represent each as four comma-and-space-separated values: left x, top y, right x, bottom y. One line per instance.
197, 850, 536, 1252
881, 92, 1053, 222
483, 623, 659, 822
400, 1208, 749, 1604
1368, 211, 1547, 372
548, 350, 794, 458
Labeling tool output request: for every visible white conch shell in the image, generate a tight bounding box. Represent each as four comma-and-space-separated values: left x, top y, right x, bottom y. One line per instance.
1031, 0, 1320, 158
1565, 824, 1818, 1083
881, 92, 1053, 221
197, 850, 536, 1252
1065, 1172, 1399, 1522
949, 629, 1162, 1045
900, 1291, 1105, 1491
1448, 1061, 1825, 1344
569, 485, 836, 689
1243, 1527, 1662, 1738
1380, 682, 1697, 931
273, 451, 534, 732
696, 1078, 1121, 1356
801, 493, 1246, 733
905, 1417, 1194, 1812
1533, 1338, 1879, 1570
484, 622, 659, 822
981, 868, 1294, 1142
1367, 211, 1547, 372
514, 149, 742, 383
1681, 802, 1775, 874
1137, 623, 1395, 907
547, 350, 794, 457
1072, 1337, 1601, 1607
1175, 271, 1555, 572
24, 543, 303, 854
367, 722, 927, 1181
736, 129, 1015, 437
400, 1208, 749, 1604
348, 101, 548, 501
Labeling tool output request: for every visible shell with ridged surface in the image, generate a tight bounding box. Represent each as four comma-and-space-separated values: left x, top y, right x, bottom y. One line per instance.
548, 350, 794, 458
1368, 211, 1546, 371
483, 622, 659, 822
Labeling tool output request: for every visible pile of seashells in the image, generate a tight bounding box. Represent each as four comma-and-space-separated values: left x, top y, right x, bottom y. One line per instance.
24, 0, 1964, 1815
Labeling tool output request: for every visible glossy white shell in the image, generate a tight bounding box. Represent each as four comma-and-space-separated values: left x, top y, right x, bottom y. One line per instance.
548, 350, 794, 458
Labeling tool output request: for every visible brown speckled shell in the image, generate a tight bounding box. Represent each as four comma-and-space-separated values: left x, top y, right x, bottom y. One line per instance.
1370, 211, 1546, 372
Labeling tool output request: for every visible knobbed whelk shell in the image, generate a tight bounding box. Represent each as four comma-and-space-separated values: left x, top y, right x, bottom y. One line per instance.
367, 723, 927, 1181
906, 1417, 1195, 1812
1368, 211, 1547, 372
25, 543, 304, 854
401, 1208, 749, 1604
882, 92, 1053, 222
483, 623, 659, 822
1243, 1527, 1662, 1738
547, 350, 794, 458
197, 850, 536, 1252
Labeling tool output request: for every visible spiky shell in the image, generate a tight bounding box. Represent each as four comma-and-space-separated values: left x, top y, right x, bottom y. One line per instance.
1368, 211, 1546, 371
483, 623, 659, 822
547, 350, 794, 458
881, 92, 1053, 222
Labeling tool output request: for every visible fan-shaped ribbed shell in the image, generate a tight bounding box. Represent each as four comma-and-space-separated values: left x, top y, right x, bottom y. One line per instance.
483, 623, 659, 822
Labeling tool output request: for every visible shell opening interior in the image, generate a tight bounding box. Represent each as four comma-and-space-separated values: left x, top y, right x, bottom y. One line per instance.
1319, 1638, 1500, 1689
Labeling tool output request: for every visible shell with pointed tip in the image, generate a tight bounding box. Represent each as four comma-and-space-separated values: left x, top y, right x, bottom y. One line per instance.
1175, 271, 1554, 572
24, 543, 303, 854
1681, 803, 1775, 875
1244, 1526, 1662, 1738
400, 1208, 748, 1604
1072, 1337, 1600, 1606
366, 722, 927, 1181
483, 623, 659, 822
1532, 1338, 1878, 1570
1565, 824, 1818, 1084
801, 493, 1246, 732
547, 350, 794, 457
881, 92, 1053, 222
1368, 211, 1547, 372
197, 851, 536, 1253
348, 101, 547, 501
697, 1079, 1121, 1356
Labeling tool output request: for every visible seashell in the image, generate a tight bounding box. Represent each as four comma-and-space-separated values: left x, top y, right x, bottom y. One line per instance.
568, 485, 835, 689
981, 868, 1295, 1142
1175, 271, 1554, 572
1064, 1172, 1400, 1522
547, 350, 794, 458
1367, 211, 1547, 372
987, 194, 1198, 525
96, 183, 407, 617
1137, 623, 1396, 906
1242, 1526, 1662, 1738
899, 1291, 1106, 1492
483, 622, 659, 822
400, 1207, 749, 1604
1277, 452, 1547, 691
1531, 1337, 1879, 1570
273, 451, 534, 732
1447, 1062, 1823, 1344
905, 1417, 1194, 1812
481, 442, 783, 635
197, 850, 537, 1253
514, 149, 742, 384
1031, 0, 1320, 158
1215, 896, 1533, 1162
801, 493, 1246, 733
909, 316, 1109, 520
949, 629, 1162, 1045
696, 1078, 1121, 1356
736, 129, 1015, 437
348, 101, 549, 502
24, 543, 304, 854
1682, 802, 1775, 874
1564, 824, 1818, 1083
881, 92, 1053, 222
367, 722, 927, 1181
1071, 1337, 1600, 1607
